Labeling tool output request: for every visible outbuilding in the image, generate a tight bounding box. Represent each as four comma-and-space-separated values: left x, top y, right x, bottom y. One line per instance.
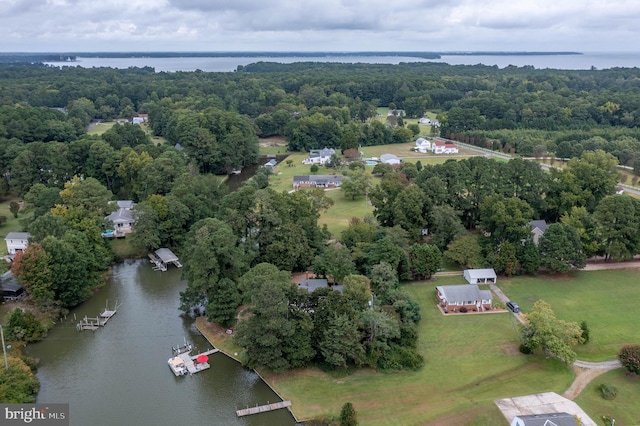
463, 268, 497, 284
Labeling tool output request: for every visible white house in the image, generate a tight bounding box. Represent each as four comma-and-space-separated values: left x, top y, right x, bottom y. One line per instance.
4, 232, 31, 255
105, 201, 136, 233
432, 141, 459, 154
419, 117, 432, 124
302, 147, 335, 165
380, 153, 401, 165
415, 138, 431, 153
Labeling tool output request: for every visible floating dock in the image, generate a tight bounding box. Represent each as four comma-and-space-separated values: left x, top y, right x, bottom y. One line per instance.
236, 400, 292, 417
77, 301, 120, 331
169, 348, 219, 376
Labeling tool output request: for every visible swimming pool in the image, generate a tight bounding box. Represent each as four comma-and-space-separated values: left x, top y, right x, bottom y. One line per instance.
365, 161, 378, 165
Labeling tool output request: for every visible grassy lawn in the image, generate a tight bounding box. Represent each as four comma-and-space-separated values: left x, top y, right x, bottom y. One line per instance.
87, 121, 115, 135
260, 278, 573, 425
575, 369, 640, 425
109, 238, 145, 259
318, 189, 374, 239
359, 142, 479, 160
497, 270, 640, 361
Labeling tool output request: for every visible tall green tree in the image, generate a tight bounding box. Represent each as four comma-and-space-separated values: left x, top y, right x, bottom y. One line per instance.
407, 243, 441, 280
538, 223, 586, 273
520, 300, 583, 364
593, 195, 640, 260
180, 218, 247, 312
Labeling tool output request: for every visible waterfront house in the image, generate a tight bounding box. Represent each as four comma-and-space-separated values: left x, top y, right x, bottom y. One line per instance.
1, 270, 25, 301
105, 201, 136, 233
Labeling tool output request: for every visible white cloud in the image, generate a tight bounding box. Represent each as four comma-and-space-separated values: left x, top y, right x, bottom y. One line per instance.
0, 0, 639, 51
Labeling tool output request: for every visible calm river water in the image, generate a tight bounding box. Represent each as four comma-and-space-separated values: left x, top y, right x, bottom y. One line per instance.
26, 260, 296, 426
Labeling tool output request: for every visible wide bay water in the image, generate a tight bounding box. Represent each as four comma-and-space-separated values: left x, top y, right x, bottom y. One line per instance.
26, 260, 296, 426
45, 52, 640, 72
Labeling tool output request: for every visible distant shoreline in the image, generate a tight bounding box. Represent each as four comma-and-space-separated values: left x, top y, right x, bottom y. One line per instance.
0, 51, 583, 64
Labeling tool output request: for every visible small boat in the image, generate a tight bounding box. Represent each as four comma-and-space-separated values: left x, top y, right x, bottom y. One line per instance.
168, 339, 193, 376
172, 341, 193, 356
168, 356, 188, 376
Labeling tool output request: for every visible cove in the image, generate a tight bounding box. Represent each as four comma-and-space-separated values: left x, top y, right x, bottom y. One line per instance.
26, 260, 297, 426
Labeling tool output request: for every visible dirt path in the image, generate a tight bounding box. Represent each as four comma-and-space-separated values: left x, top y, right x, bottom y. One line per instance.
563, 360, 622, 400
582, 261, 640, 271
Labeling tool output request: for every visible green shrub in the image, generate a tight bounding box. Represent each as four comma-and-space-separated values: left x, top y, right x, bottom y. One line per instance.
580, 320, 590, 344
6, 309, 46, 343
618, 344, 640, 375
598, 383, 618, 400
519, 343, 533, 354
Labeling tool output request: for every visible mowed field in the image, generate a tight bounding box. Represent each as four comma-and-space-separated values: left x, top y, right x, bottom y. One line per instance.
575, 368, 640, 426
497, 270, 640, 361
262, 276, 573, 425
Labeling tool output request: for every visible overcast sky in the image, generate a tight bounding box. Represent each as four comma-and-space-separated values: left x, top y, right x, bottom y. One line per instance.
1, 0, 639, 52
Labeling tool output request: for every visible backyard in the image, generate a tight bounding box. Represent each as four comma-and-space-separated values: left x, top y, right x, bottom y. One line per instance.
259, 276, 574, 425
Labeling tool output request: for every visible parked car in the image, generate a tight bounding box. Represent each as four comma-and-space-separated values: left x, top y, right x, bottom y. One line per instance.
506, 301, 520, 313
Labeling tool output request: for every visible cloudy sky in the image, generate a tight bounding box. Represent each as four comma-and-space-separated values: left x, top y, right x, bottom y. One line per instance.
1, 0, 639, 52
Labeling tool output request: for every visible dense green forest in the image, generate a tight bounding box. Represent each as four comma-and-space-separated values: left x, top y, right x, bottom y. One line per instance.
1, 61, 640, 380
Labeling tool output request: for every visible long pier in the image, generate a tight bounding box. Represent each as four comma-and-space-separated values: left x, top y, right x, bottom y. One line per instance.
236, 400, 292, 417
177, 348, 219, 375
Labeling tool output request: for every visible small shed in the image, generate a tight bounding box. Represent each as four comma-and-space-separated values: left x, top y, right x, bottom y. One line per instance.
463, 268, 497, 284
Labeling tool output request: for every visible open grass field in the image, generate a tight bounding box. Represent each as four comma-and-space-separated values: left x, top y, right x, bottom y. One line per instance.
318, 189, 374, 238
87, 121, 115, 135
575, 369, 640, 425
259, 276, 573, 425
497, 270, 640, 361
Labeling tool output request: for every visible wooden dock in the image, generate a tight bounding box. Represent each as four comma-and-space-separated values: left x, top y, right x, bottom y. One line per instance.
76, 301, 120, 331
236, 400, 292, 417
177, 348, 219, 375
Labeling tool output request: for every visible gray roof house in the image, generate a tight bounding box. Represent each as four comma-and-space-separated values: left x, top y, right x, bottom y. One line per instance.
105, 202, 136, 234
463, 268, 497, 284
529, 220, 550, 245
436, 285, 493, 312
511, 412, 578, 426
293, 175, 343, 189
380, 153, 401, 165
